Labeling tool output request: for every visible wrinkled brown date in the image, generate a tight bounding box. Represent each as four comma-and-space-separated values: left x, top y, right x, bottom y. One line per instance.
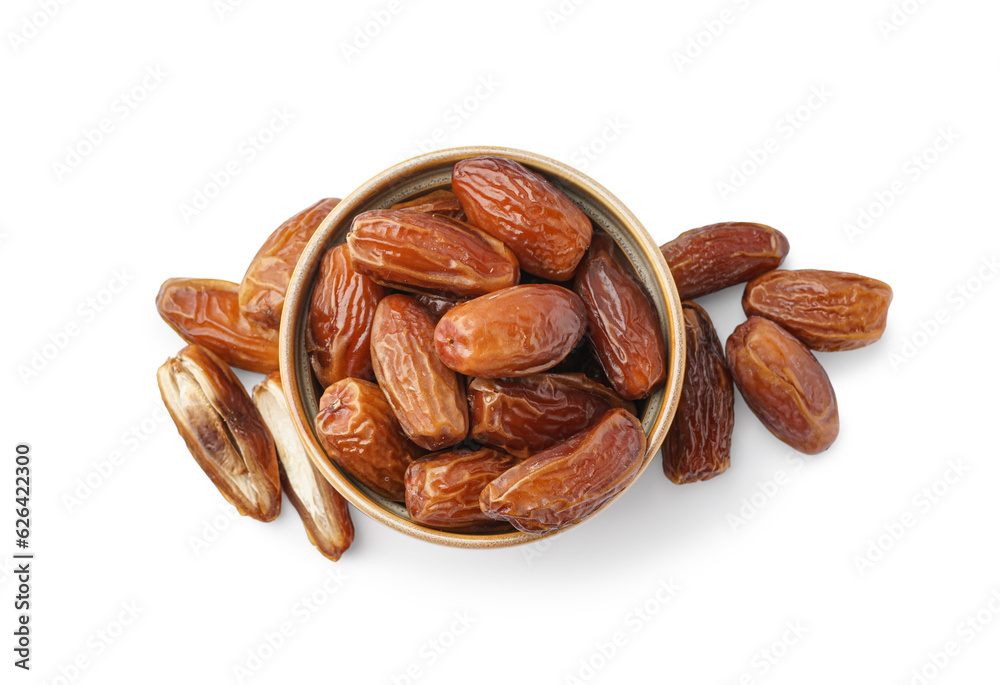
434, 284, 587, 378
390, 189, 466, 221
157, 344, 281, 522
156, 278, 279, 374
307, 244, 387, 388
404, 448, 519, 532
253, 374, 354, 561
663, 303, 734, 484
468, 373, 635, 459
726, 316, 839, 455
314, 378, 423, 502
238, 198, 340, 329
346, 209, 519, 298
660, 222, 790, 300
479, 408, 646, 533
574, 234, 667, 400
412, 294, 461, 322
371, 294, 468, 451
452, 156, 592, 281
742, 269, 893, 351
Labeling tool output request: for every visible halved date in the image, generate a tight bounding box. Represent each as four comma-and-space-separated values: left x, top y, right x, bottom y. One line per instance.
156, 278, 279, 374
307, 244, 387, 388
253, 374, 354, 561
742, 269, 893, 351
574, 234, 667, 400
371, 294, 468, 451
314, 378, 423, 501
452, 156, 592, 281
405, 448, 518, 532
346, 209, 519, 298
434, 284, 587, 378
660, 222, 790, 300
239, 197, 340, 329
663, 303, 734, 484
157, 344, 280, 521
726, 316, 838, 455
479, 408, 646, 533
468, 373, 635, 459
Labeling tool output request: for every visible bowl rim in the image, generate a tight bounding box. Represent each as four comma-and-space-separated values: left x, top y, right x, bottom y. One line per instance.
279, 145, 686, 549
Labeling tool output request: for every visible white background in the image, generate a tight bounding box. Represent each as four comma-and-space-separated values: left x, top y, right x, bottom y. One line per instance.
3, 0, 999, 683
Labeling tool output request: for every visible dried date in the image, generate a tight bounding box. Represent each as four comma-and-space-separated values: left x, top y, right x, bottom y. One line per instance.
390, 189, 466, 221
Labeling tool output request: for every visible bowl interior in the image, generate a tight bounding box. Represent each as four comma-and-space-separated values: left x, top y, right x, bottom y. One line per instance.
280, 146, 685, 548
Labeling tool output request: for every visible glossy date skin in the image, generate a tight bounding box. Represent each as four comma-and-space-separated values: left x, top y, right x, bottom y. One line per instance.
468, 373, 635, 459
452, 156, 592, 281
156, 278, 279, 374
239, 198, 340, 329
742, 269, 893, 351
434, 284, 587, 378
479, 408, 646, 533
726, 316, 839, 455
404, 448, 518, 532
307, 244, 387, 388
574, 234, 667, 400
157, 345, 280, 522
253, 374, 354, 561
390, 189, 466, 221
371, 294, 468, 451
314, 378, 424, 501
660, 222, 790, 300
663, 303, 734, 484
346, 209, 519, 298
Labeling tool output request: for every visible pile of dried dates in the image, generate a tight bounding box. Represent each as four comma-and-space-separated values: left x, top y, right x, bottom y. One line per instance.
155, 154, 892, 560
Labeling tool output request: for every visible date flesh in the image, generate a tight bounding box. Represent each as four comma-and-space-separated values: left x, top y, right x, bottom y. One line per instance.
157, 344, 280, 521
347, 209, 519, 298
479, 408, 646, 533
156, 278, 279, 374
660, 222, 790, 300
663, 302, 734, 484
574, 234, 667, 400
253, 374, 354, 561
434, 284, 587, 378
405, 448, 518, 532
468, 373, 635, 459
452, 156, 592, 281
371, 294, 468, 451
727, 316, 839, 455
307, 244, 387, 388
314, 378, 424, 501
239, 198, 340, 329
742, 269, 893, 351
390, 189, 466, 221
